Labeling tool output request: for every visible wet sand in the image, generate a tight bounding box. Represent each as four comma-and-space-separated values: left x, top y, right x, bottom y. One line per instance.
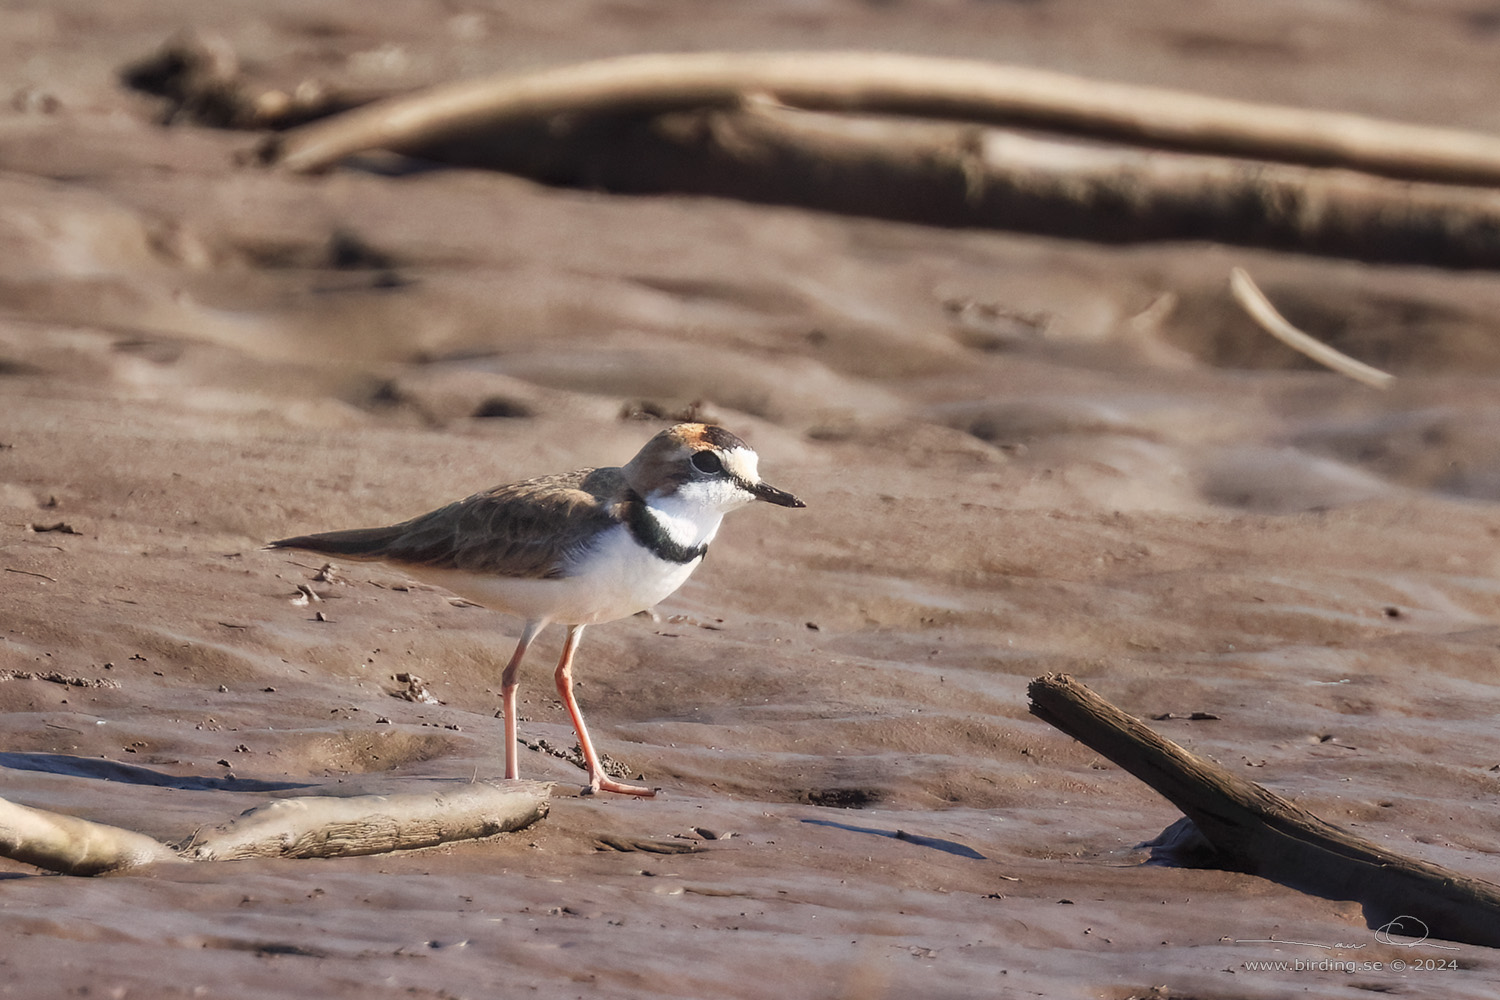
5, 2, 1500, 997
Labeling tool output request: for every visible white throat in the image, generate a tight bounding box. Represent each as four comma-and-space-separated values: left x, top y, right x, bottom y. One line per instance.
643, 490, 727, 551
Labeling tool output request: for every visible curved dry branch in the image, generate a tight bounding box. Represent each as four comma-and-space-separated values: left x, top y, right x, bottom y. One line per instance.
1229, 268, 1395, 388
264, 51, 1500, 186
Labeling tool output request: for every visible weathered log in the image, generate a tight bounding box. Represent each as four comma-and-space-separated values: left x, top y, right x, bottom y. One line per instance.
262, 51, 1500, 187
244, 49, 1500, 265
272, 91, 1500, 267
182, 779, 550, 861
1028, 673, 1500, 949
547, 103, 1500, 267
0, 779, 549, 875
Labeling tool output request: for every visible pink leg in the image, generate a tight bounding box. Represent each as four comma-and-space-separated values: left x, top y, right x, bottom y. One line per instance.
499, 621, 542, 781
555, 624, 656, 796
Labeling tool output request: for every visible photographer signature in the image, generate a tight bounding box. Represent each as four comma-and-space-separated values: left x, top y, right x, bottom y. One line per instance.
1237, 915, 1459, 952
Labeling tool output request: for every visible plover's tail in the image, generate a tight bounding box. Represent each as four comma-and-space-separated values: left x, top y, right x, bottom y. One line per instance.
265, 525, 409, 559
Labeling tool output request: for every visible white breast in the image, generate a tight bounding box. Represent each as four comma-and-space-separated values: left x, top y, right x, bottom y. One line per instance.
406, 519, 712, 627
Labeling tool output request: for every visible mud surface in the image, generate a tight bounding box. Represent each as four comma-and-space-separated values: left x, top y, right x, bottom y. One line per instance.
5, 3, 1500, 997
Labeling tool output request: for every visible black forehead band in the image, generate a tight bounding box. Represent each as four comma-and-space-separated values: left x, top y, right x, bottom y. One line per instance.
697, 425, 748, 452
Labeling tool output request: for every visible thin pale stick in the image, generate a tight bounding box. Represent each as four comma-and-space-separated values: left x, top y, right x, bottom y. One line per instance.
1229, 267, 1395, 389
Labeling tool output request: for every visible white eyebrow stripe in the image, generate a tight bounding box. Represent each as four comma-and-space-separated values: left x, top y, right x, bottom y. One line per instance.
721, 446, 761, 484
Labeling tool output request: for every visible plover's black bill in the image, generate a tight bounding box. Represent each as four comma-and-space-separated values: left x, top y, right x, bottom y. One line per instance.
751, 482, 805, 508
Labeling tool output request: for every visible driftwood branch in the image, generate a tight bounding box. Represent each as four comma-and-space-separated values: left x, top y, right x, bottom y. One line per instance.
262, 51, 1500, 187
532, 103, 1500, 267
0, 796, 184, 876
0, 780, 549, 876
1028, 673, 1500, 949
184, 779, 549, 861
264, 69, 1500, 267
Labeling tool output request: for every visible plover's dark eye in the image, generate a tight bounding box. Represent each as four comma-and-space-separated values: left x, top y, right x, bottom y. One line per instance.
691, 451, 723, 475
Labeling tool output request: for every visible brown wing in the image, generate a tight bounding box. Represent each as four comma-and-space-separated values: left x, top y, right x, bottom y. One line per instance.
268, 468, 626, 580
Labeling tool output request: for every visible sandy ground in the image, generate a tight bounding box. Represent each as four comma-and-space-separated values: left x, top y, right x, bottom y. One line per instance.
7, 1, 1500, 997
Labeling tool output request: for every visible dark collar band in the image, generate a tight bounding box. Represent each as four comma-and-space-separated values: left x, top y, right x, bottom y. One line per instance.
624, 495, 708, 564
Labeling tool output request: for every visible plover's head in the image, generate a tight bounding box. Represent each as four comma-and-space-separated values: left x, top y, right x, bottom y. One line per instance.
623, 423, 805, 512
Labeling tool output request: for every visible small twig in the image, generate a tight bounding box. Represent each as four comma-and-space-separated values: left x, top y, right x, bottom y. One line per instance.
4, 567, 57, 583
1229, 268, 1394, 389
28, 522, 80, 535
